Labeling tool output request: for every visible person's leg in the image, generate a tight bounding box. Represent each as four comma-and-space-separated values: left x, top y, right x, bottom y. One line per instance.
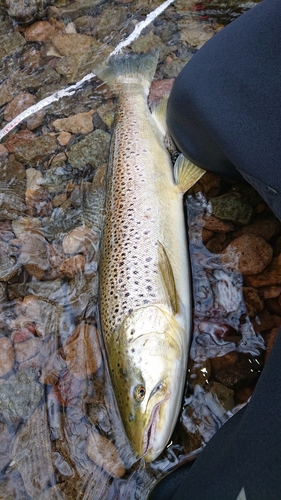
149, 327, 281, 500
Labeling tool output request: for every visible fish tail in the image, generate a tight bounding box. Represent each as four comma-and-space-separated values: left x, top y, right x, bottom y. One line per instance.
97, 51, 159, 94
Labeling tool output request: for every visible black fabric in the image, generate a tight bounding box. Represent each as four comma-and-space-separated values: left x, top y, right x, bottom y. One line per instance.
149, 328, 281, 500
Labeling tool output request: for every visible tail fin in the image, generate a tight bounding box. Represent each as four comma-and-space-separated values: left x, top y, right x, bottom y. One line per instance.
97, 51, 159, 94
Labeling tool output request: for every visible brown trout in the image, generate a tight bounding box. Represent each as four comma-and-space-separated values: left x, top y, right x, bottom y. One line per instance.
98, 52, 205, 462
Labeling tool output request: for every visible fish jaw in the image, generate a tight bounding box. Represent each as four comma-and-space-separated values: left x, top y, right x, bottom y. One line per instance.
108, 306, 188, 462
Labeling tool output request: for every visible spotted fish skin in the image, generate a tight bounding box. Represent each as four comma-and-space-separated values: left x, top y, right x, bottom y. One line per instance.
98, 52, 204, 462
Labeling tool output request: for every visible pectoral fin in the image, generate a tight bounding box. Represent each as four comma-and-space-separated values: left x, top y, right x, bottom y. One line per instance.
158, 241, 179, 315
151, 95, 169, 136
174, 154, 205, 193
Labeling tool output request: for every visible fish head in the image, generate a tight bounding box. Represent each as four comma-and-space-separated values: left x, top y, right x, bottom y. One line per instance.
110, 305, 187, 462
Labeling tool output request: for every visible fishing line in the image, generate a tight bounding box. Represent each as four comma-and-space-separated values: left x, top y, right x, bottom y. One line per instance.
0, 0, 174, 141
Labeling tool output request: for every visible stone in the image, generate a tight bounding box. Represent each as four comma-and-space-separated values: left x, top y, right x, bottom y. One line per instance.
208, 381, 235, 411
0, 32, 26, 60
41, 349, 67, 386
242, 287, 264, 318
62, 225, 99, 255
12, 327, 35, 343
179, 18, 216, 48
263, 327, 279, 362
52, 33, 93, 56
67, 129, 111, 169
265, 297, 281, 315
209, 191, 254, 225
195, 171, 222, 198
235, 386, 254, 405
211, 351, 239, 374
214, 357, 260, 390
24, 21, 58, 42
0, 79, 17, 107
63, 322, 102, 379
0, 338, 14, 377
0, 144, 8, 161
52, 110, 94, 134
4, 129, 35, 153
26, 109, 46, 131
12, 218, 49, 280
57, 131, 72, 146
251, 308, 275, 333
96, 101, 116, 129
148, 79, 175, 105
260, 285, 281, 299
86, 430, 126, 478
222, 235, 273, 275
50, 370, 86, 407
233, 217, 281, 241
14, 337, 42, 363
0, 368, 43, 421
59, 254, 86, 278
131, 32, 169, 62
4, 92, 36, 122
202, 214, 234, 233
13, 133, 58, 166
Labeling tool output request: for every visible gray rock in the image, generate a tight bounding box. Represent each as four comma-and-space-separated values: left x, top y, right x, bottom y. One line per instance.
67, 129, 110, 170
210, 191, 254, 225
0, 32, 26, 61
13, 134, 58, 167
0, 368, 43, 421
6, 0, 50, 22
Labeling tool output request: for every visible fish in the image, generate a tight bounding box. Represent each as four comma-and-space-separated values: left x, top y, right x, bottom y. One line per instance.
98, 51, 205, 462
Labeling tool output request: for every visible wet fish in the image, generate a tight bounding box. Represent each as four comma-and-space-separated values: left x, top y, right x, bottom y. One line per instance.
98, 52, 205, 462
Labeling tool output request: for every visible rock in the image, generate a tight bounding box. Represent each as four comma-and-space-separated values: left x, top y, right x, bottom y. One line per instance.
59, 254, 86, 278
26, 185, 52, 217
179, 18, 216, 48
242, 287, 264, 318
50, 370, 86, 406
12, 327, 35, 343
4, 92, 36, 122
86, 430, 126, 478
211, 351, 239, 374
12, 218, 49, 280
148, 79, 175, 105
13, 133, 58, 166
0, 338, 14, 377
260, 285, 281, 299
202, 214, 234, 233
188, 358, 211, 387
233, 217, 281, 241
222, 235, 273, 275
24, 21, 58, 42
205, 237, 224, 254
52, 33, 93, 56
26, 109, 46, 130
67, 129, 111, 169
41, 349, 67, 386
0, 422, 12, 471
74, 15, 95, 35
214, 358, 260, 390
131, 32, 169, 62
96, 101, 116, 129
63, 322, 102, 379
263, 327, 279, 362
159, 58, 190, 79
235, 386, 254, 405
93, 4, 128, 42
4, 129, 36, 153
0, 79, 17, 107
0, 32, 26, 61
271, 314, 281, 328
251, 308, 275, 333
0, 238, 20, 281
14, 337, 42, 363
194, 171, 222, 197
265, 297, 281, 315
209, 191, 254, 225
57, 131, 72, 146
208, 381, 235, 411
0, 144, 8, 161
201, 228, 214, 244
52, 110, 94, 134
0, 368, 43, 421
62, 225, 99, 255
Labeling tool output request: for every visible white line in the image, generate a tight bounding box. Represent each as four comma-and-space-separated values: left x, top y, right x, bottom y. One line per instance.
0, 0, 174, 141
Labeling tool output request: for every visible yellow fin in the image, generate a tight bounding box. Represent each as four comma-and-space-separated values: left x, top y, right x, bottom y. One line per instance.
158, 241, 179, 315
174, 154, 205, 193
151, 95, 169, 136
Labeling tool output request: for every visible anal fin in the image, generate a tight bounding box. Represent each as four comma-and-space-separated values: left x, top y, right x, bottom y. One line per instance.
174, 154, 205, 193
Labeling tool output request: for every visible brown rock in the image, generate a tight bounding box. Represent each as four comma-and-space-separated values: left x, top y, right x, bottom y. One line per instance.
0, 337, 14, 377
25, 21, 57, 42
205, 237, 223, 254
26, 109, 46, 131
195, 171, 222, 197
0, 79, 17, 107
232, 217, 281, 241
57, 131, 72, 146
14, 337, 42, 363
4, 92, 36, 122
222, 235, 273, 275
201, 228, 214, 244
0, 144, 8, 161
86, 430, 126, 478
63, 322, 102, 380
272, 314, 281, 327
263, 327, 279, 362
260, 285, 281, 299
214, 358, 260, 389
251, 308, 275, 332
242, 287, 264, 318
148, 79, 174, 105
202, 214, 234, 233
62, 225, 99, 255
209, 381, 235, 411
41, 349, 67, 386
59, 254, 86, 278
53, 110, 94, 134
211, 351, 239, 374
5, 129, 35, 153
50, 370, 86, 406
12, 327, 34, 343
235, 386, 254, 405
245, 260, 281, 288
52, 33, 93, 56
265, 297, 281, 315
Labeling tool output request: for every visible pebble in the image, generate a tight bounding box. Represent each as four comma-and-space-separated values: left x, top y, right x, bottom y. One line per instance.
209, 191, 254, 225
0, 338, 15, 377
57, 131, 72, 146
13, 134, 58, 167
242, 287, 264, 318
260, 285, 281, 299
26, 109, 46, 131
41, 349, 67, 386
14, 337, 42, 363
245, 255, 281, 287
4, 92, 36, 122
209, 381, 235, 411
0, 79, 17, 107
4, 129, 36, 153
148, 78, 175, 105
86, 430, 126, 478
194, 172, 222, 197
25, 21, 58, 43
59, 254, 86, 278
63, 322, 102, 379
62, 225, 99, 255
52, 33, 93, 56
50, 370, 86, 407
233, 217, 281, 241
222, 234, 273, 275
52, 110, 95, 134
251, 308, 275, 333
202, 214, 234, 233
0, 144, 8, 161
263, 327, 279, 362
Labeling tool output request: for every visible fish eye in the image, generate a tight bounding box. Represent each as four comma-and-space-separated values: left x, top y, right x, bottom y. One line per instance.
134, 385, 146, 401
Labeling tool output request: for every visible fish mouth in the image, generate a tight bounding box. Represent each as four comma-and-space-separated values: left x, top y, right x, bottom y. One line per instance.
142, 392, 171, 458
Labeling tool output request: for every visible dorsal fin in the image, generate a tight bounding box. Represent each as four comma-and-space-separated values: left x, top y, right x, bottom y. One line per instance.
158, 241, 179, 315
174, 154, 205, 193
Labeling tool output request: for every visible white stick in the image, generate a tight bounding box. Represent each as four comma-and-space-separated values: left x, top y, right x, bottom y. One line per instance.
0, 0, 174, 141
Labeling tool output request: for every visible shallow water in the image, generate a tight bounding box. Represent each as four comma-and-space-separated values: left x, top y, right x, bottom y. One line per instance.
0, 0, 276, 498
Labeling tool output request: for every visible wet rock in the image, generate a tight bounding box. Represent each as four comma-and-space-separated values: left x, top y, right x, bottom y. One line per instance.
67, 129, 110, 170
260, 285, 281, 299
263, 327, 279, 362
24, 20, 59, 42
235, 386, 254, 405
159, 58, 190, 79
0, 144, 8, 162
47, 0, 105, 21
63, 322, 102, 379
15, 67, 61, 91
12, 405, 54, 497
208, 381, 235, 411
86, 430, 126, 478
245, 256, 281, 287
251, 308, 275, 333
188, 358, 211, 387
0, 368, 43, 421
0, 422, 12, 471
179, 18, 216, 48
14, 336, 42, 363
52, 33, 93, 56
59, 254, 86, 278
26, 185, 52, 217
57, 131, 72, 146
26, 108, 46, 130
0, 470, 27, 500
50, 370, 87, 407
131, 32, 169, 62
62, 225, 99, 255
242, 287, 264, 318
52, 110, 94, 134
211, 351, 239, 374
233, 216, 281, 241
93, 4, 127, 42
210, 191, 254, 225
4, 91, 36, 122
201, 228, 214, 244
41, 349, 67, 386
148, 79, 174, 105
96, 100, 116, 129
74, 15, 96, 35
214, 357, 260, 390
0, 32, 26, 61
205, 237, 224, 254
4, 129, 36, 153
271, 314, 281, 328
0, 337, 14, 377
13, 133, 58, 166
12, 218, 49, 279
12, 327, 35, 343
202, 214, 234, 233
0, 79, 17, 107
222, 235, 273, 275
265, 297, 281, 315
195, 171, 222, 198
0, 238, 20, 281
